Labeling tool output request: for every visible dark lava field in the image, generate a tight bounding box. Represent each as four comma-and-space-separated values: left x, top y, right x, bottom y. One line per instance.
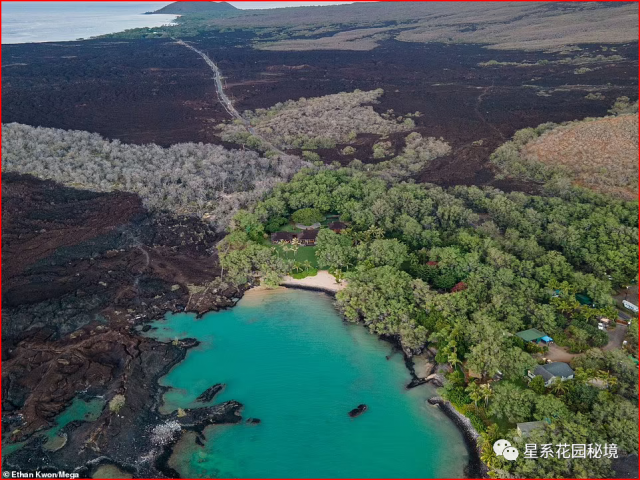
2, 33, 638, 187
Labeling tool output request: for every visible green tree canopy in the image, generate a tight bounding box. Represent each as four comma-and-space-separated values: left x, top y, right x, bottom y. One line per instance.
291, 207, 324, 225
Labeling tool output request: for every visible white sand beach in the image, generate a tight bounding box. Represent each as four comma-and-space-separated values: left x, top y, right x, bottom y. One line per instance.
281, 270, 346, 292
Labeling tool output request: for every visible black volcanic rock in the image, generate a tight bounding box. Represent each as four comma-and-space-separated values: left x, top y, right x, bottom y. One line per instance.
151, 1, 238, 14
196, 383, 225, 403
348, 404, 368, 418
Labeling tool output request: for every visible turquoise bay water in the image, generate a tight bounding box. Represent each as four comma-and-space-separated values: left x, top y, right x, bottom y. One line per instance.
146, 288, 467, 478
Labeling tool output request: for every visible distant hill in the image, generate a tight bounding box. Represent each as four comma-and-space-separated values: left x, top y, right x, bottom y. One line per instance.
149, 2, 238, 15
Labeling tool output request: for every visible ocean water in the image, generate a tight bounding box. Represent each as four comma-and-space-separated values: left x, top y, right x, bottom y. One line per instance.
145, 288, 468, 478
1, 2, 176, 44
2, 397, 105, 460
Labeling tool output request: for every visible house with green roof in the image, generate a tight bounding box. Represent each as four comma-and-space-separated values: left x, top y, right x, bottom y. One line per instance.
516, 328, 553, 344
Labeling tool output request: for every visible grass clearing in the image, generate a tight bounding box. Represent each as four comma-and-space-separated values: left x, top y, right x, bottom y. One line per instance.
274, 245, 320, 269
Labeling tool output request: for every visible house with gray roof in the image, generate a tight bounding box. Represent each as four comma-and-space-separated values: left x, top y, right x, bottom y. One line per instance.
517, 421, 546, 437
528, 362, 574, 387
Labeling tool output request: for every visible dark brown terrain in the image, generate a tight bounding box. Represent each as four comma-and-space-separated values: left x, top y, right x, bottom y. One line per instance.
1, 173, 246, 475
2, 34, 637, 186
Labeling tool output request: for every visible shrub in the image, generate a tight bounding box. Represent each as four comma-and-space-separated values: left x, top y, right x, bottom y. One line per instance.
109, 394, 126, 413
609, 96, 638, 115
291, 268, 318, 279
372, 141, 393, 159
302, 151, 321, 162
433, 270, 458, 290
265, 216, 289, 233
341, 146, 356, 155
529, 375, 547, 394
443, 385, 472, 407
465, 410, 488, 433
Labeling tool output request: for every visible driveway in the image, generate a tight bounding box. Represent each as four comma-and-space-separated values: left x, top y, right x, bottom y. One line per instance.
603, 324, 628, 352
545, 343, 579, 362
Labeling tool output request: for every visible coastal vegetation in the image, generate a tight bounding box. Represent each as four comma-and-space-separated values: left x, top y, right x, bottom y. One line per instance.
220, 163, 638, 478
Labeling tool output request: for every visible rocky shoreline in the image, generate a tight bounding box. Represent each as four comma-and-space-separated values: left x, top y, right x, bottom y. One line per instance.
397, 342, 485, 478
427, 396, 487, 479
1, 174, 249, 477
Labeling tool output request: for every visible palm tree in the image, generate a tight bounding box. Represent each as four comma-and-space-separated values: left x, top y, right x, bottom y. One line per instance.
290, 237, 301, 260
550, 377, 568, 396
279, 240, 292, 258
479, 383, 493, 408
480, 424, 500, 467
334, 269, 344, 283
448, 352, 462, 371
466, 381, 482, 408
573, 367, 590, 385
596, 370, 617, 389
303, 260, 312, 272
364, 225, 384, 241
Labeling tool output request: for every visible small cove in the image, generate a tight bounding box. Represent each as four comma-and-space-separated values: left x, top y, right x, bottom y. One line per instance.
145, 287, 468, 478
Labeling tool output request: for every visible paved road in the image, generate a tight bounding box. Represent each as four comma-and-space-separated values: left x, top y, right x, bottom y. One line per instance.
175, 39, 283, 154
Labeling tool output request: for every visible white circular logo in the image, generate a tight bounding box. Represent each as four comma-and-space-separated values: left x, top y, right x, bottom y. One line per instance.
503, 446, 520, 461
493, 439, 511, 456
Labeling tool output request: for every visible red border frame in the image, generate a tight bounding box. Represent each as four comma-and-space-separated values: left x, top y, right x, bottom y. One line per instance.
0, 1, 638, 479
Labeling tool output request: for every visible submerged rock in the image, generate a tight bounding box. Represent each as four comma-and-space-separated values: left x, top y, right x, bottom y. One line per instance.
178, 338, 200, 349
348, 404, 367, 418
412, 354, 436, 379
425, 373, 446, 387
246, 418, 261, 424
177, 400, 243, 429
43, 432, 67, 452
406, 378, 427, 389
196, 383, 225, 403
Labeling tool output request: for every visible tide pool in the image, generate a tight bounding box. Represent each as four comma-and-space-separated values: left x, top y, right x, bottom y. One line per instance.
145, 288, 468, 478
